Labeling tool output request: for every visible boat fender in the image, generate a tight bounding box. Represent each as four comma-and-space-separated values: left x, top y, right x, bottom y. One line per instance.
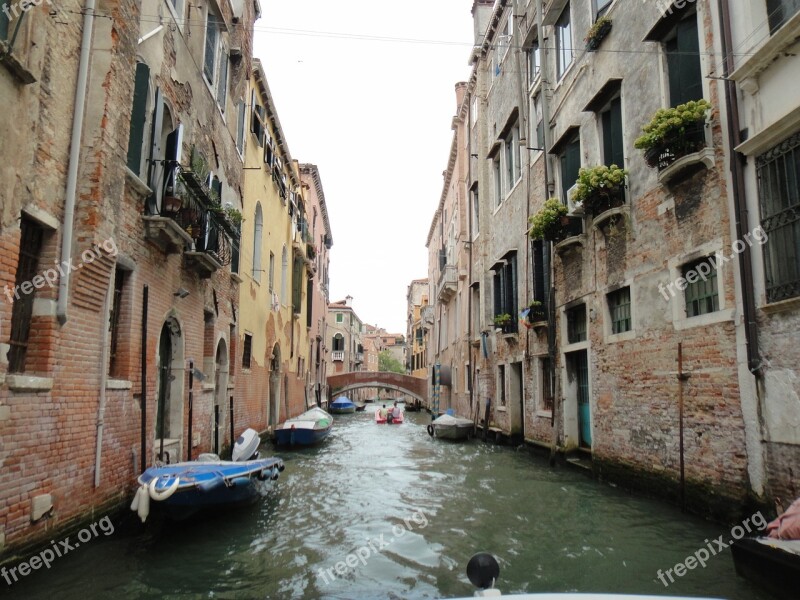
427, 424, 435, 437
148, 475, 180, 501
270, 467, 280, 481
230, 476, 251, 488
278, 463, 285, 472
136, 484, 150, 523
197, 476, 226, 493
130, 486, 141, 512
257, 470, 270, 482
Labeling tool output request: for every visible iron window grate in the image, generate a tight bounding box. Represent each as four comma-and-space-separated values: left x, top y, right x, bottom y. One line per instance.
683, 258, 719, 317
608, 287, 632, 334
8, 218, 44, 373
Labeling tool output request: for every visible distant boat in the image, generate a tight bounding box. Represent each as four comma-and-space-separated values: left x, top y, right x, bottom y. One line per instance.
329, 396, 356, 414
355, 403, 367, 412
132, 456, 284, 522
375, 408, 404, 424
274, 406, 333, 446
428, 413, 473, 440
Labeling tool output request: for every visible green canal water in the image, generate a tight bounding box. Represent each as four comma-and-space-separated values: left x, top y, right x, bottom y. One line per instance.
5, 406, 773, 599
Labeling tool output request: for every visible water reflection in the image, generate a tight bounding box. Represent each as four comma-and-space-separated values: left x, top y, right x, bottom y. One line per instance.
6, 406, 772, 599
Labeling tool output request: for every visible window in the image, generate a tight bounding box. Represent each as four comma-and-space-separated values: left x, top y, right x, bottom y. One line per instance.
7, 217, 44, 373
560, 135, 581, 203
251, 92, 265, 146
108, 268, 126, 376
607, 287, 631, 334
539, 357, 554, 412
292, 255, 303, 314
504, 125, 521, 190
499, 17, 512, 60
528, 39, 541, 84
594, 0, 613, 18
757, 132, 800, 302
766, 0, 800, 34
471, 284, 481, 336
492, 253, 518, 333
531, 94, 544, 151
498, 364, 507, 406
332, 334, 344, 352
252, 203, 263, 282
126, 62, 150, 175
601, 96, 624, 168
336, 312, 343, 323
236, 100, 246, 154
566, 305, 587, 344
493, 157, 502, 206
555, 3, 573, 80
280, 245, 288, 305
268, 251, 275, 293
242, 334, 252, 369
0, 7, 8, 41
471, 187, 480, 235
532, 239, 550, 309
202, 10, 229, 109
664, 11, 702, 107
683, 258, 719, 317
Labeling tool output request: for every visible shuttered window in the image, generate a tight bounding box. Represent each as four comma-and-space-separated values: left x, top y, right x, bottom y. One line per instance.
126, 62, 150, 175
532, 239, 550, 310
492, 253, 518, 332
203, 13, 219, 84
665, 14, 702, 107
566, 305, 587, 344
602, 96, 624, 168
216, 48, 228, 108
236, 100, 246, 153
292, 256, 303, 313
8, 218, 44, 373
560, 136, 581, 202
0, 9, 8, 41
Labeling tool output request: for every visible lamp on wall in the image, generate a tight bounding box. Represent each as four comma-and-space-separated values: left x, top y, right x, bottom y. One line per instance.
174, 288, 190, 299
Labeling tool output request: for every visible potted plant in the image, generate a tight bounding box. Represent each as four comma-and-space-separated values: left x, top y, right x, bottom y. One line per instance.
634, 99, 711, 169
224, 206, 243, 228
493, 313, 513, 333
571, 164, 628, 216
585, 16, 612, 51
527, 300, 547, 323
528, 198, 571, 241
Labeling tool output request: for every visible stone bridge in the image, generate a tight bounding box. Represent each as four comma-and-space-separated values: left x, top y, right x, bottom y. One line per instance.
327, 371, 427, 404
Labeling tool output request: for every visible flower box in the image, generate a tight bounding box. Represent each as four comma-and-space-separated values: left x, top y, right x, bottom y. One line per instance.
585, 17, 612, 52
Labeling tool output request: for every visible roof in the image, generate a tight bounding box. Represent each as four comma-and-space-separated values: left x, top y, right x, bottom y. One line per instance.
299, 163, 333, 247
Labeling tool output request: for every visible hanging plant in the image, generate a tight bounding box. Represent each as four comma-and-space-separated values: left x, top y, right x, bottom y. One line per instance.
571, 164, 628, 215
634, 100, 711, 152
585, 16, 612, 51
528, 198, 569, 241
224, 206, 243, 228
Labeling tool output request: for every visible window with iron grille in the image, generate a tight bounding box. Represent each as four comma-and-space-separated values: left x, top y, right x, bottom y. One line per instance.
108, 268, 126, 376
757, 131, 800, 303
566, 305, 587, 344
607, 286, 631, 334
683, 258, 719, 317
540, 357, 554, 412
242, 333, 252, 369
7, 217, 44, 373
498, 364, 506, 406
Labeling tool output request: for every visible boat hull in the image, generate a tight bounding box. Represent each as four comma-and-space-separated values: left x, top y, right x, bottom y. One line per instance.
731, 536, 800, 600
375, 412, 404, 424
434, 424, 472, 440
274, 425, 332, 446
329, 406, 356, 414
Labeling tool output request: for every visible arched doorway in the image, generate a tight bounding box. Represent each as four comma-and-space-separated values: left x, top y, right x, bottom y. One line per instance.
214, 338, 229, 453
155, 317, 183, 462
269, 343, 281, 426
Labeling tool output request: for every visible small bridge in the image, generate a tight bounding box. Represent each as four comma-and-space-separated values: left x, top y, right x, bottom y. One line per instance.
327, 371, 427, 405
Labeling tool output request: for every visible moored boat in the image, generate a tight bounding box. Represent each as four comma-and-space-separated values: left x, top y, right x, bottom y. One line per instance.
428, 413, 473, 440
131, 456, 284, 522
329, 396, 356, 414
274, 406, 333, 446
730, 535, 800, 599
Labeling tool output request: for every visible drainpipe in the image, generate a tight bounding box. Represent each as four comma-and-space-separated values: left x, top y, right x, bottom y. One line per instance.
467, 86, 475, 413
717, 0, 761, 374
94, 268, 113, 487
58, 0, 96, 325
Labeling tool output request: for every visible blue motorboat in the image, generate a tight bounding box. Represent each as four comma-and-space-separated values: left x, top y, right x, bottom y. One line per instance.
131, 456, 284, 522
329, 396, 356, 414
274, 406, 333, 446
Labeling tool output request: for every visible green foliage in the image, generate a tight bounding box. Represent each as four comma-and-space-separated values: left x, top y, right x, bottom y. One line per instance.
585, 16, 612, 43
571, 164, 628, 207
493, 313, 512, 327
224, 206, 243, 228
379, 350, 405, 374
634, 99, 712, 150
528, 198, 568, 240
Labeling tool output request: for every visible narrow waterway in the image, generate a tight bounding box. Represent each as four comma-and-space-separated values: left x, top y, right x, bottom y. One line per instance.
6, 406, 772, 599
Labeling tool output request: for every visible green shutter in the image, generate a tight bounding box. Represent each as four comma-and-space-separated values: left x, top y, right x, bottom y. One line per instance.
292, 256, 303, 313
668, 16, 702, 106
603, 97, 624, 168
0, 9, 9, 41
561, 138, 581, 201
126, 62, 150, 174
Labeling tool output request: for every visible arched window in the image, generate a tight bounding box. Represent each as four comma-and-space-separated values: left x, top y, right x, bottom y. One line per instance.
332, 333, 344, 351
280, 245, 288, 305
252, 202, 263, 282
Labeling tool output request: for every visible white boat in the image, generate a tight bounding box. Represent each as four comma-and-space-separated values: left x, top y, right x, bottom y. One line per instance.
429, 413, 474, 440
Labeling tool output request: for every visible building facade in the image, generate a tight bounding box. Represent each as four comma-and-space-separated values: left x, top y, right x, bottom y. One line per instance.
426, 0, 799, 515
1, 0, 256, 555
327, 296, 364, 375
406, 278, 431, 379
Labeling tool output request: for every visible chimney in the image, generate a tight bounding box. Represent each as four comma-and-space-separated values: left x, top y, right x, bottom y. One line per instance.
345, 295, 353, 307
472, 0, 496, 47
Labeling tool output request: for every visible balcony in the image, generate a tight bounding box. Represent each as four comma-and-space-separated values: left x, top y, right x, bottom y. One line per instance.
332, 350, 344, 362
143, 162, 239, 277
355, 352, 364, 364
437, 264, 457, 303
644, 121, 714, 184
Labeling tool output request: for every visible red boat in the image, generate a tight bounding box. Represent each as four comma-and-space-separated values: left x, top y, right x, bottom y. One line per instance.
375, 408, 404, 424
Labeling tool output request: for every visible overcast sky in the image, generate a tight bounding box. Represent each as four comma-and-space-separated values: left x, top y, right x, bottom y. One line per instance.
253, 1, 476, 334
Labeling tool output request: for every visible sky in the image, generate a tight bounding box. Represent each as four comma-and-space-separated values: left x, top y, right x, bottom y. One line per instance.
253, 1, 476, 334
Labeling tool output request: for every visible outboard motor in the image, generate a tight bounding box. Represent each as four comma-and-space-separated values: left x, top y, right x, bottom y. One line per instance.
466, 553, 501, 597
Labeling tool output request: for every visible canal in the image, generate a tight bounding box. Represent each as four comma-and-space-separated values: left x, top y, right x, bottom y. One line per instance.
7, 406, 772, 599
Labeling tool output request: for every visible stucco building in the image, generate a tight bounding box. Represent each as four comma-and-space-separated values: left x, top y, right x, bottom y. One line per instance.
406, 278, 431, 379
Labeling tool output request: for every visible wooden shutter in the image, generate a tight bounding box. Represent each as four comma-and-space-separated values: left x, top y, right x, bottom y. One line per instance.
147, 88, 164, 214
126, 62, 150, 174
164, 124, 183, 197
204, 15, 217, 83
216, 50, 228, 108
667, 15, 702, 106
603, 97, 624, 168
533, 240, 546, 305
0, 9, 9, 40
561, 137, 581, 201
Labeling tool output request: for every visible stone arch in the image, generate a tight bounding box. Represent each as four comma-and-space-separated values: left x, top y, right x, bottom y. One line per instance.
269, 343, 282, 426
155, 315, 185, 462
